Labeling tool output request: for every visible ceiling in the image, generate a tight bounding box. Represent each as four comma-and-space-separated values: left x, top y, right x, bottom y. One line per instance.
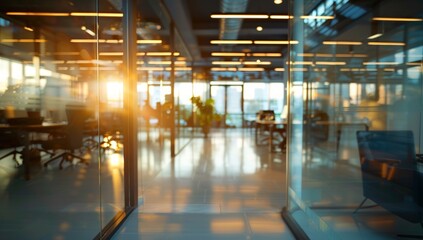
0, 0, 290, 73
0, 0, 422, 81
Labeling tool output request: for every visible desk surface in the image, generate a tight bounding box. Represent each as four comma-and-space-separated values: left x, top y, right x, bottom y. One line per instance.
0, 122, 66, 131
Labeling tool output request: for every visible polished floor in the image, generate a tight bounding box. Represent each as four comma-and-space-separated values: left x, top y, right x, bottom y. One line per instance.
112, 128, 295, 239
2, 126, 418, 239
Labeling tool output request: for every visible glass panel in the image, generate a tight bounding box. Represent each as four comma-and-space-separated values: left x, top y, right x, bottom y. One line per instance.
97, 0, 125, 231
227, 86, 242, 128
0, 0, 140, 237
286, 0, 423, 238
244, 82, 285, 123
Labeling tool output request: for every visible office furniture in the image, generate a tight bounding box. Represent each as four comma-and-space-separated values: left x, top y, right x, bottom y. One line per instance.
355, 130, 423, 227
0, 129, 23, 166
42, 106, 90, 169
255, 119, 287, 153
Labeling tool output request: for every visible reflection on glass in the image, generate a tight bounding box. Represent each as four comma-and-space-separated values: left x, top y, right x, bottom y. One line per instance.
286, 0, 423, 239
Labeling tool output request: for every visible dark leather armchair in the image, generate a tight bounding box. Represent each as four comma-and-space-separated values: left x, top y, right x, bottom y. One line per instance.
42, 105, 90, 169
355, 130, 423, 227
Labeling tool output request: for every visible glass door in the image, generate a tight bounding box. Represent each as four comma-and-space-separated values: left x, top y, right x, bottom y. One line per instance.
211, 85, 243, 128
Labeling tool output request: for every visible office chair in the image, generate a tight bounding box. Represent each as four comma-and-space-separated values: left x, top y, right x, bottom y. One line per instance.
0, 130, 23, 167
42, 105, 90, 169
355, 130, 423, 228
0, 109, 23, 166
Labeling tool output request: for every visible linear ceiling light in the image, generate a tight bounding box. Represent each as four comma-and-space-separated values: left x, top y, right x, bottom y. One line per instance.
314, 53, 333, 57
368, 41, 405, 46
211, 52, 246, 57
407, 62, 421, 66
81, 26, 95, 36
24, 26, 34, 32
244, 61, 271, 65
70, 12, 123, 17
323, 41, 362, 45
254, 40, 298, 44
212, 61, 242, 65
1, 39, 46, 43
71, 39, 120, 43
292, 68, 308, 72
341, 68, 377, 72
70, 39, 162, 44
287, 61, 314, 65
368, 33, 383, 40
138, 67, 164, 71
211, 67, 237, 72
7, 12, 69, 16
238, 67, 265, 71
269, 15, 293, 19
316, 61, 346, 65
211, 40, 253, 44
165, 67, 192, 71
137, 40, 162, 44
252, 53, 282, 57
211, 14, 268, 19
363, 62, 400, 65
298, 53, 315, 57
274, 68, 285, 71
373, 17, 423, 22
146, 52, 180, 56
211, 52, 282, 57
148, 61, 186, 65
7, 12, 123, 17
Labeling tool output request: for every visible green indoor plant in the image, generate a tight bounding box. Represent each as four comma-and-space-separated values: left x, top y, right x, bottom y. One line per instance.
190, 96, 218, 137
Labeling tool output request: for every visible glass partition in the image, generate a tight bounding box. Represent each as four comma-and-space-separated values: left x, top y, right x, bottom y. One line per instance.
285, 0, 423, 239
244, 82, 285, 124
0, 0, 137, 238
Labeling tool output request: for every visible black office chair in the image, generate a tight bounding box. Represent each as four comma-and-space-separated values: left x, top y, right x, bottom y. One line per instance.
0, 130, 23, 167
42, 105, 90, 169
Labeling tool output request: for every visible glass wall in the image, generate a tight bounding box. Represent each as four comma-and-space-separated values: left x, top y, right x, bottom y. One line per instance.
244, 82, 285, 122
0, 0, 138, 238
285, 0, 423, 239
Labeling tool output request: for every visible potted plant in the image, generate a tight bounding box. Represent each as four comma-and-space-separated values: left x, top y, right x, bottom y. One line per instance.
190, 96, 218, 137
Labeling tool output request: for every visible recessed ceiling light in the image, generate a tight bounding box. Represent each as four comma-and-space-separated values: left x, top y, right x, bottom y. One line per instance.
256, 26, 263, 32
274, 0, 283, 4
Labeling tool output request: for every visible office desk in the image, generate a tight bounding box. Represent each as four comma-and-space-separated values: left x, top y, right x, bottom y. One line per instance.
255, 120, 287, 152
0, 122, 66, 180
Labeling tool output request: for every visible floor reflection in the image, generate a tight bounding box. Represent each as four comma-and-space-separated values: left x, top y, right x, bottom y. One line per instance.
0, 142, 125, 239
114, 128, 293, 239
